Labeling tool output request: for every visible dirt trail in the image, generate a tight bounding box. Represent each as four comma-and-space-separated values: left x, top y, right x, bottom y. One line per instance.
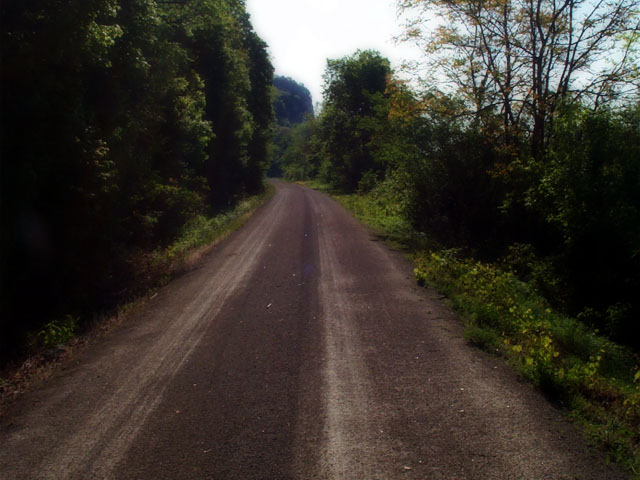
0, 182, 628, 479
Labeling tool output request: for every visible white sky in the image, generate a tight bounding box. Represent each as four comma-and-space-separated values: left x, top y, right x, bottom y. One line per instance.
245, 0, 423, 108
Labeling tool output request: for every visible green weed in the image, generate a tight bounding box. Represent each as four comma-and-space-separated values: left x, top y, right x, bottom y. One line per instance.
37, 315, 76, 347
464, 324, 501, 350
29, 186, 274, 353
414, 250, 640, 473
313, 182, 640, 475
152, 185, 274, 271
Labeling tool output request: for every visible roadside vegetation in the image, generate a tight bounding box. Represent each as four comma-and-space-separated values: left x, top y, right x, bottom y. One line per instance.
150, 186, 273, 281
0, 185, 272, 412
283, 0, 640, 471
1, 0, 274, 362
310, 180, 640, 475
416, 253, 640, 473
2, 0, 638, 471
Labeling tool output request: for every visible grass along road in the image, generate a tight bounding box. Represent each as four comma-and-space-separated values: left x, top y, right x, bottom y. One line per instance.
0, 181, 628, 479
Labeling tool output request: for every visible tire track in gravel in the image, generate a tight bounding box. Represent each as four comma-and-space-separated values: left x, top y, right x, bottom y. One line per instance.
312, 192, 395, 479
0, 182, 630, 480
0, 187, 290, 479
303, 186, 628, 480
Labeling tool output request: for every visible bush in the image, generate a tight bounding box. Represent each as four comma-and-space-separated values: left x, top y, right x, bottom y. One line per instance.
37, 316, 76, 347
413, 250, 640, 470
310, 176, 640, 472
533, 103, 640, 347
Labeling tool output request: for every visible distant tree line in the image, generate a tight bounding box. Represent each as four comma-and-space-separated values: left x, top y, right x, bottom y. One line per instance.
267, 75, 314, 178
282, 33, 639, 348
0, 0, 273, 360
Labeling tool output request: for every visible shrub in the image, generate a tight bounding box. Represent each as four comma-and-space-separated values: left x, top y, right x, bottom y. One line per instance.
37, 315, 76, 347
413, 250, 640, 470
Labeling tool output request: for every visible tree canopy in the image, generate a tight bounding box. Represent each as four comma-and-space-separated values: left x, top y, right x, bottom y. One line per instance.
0, 0, 274, 360
318, 50, 392, 191
268, 76, 315, 178
398, 0, 640, 159
283, 35, 639, 350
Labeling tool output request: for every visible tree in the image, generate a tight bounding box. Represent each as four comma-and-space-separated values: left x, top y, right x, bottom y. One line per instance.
280, 119, 322, 180
160, 0, 274, 204
1, 0, 131, 351
318, 50, 392, 191
532, 102, 640, 343
243, 26, 275, 194
268, 76, 315, 177
384, 86, 507, 249
0, 0, 273, 360
398, 0, 640, 159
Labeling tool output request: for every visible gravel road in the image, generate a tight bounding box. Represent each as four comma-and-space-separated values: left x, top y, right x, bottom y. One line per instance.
0, 181, 628, 479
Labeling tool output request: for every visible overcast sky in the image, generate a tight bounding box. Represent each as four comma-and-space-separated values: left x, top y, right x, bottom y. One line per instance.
245, 0, 422, 108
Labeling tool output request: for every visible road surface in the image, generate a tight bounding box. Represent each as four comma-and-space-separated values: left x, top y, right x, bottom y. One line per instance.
0, 182, 627, 479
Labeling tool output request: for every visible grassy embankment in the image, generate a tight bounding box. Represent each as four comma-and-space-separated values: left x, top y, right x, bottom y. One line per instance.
1, 185, 274, 407
304, 179, 640, 477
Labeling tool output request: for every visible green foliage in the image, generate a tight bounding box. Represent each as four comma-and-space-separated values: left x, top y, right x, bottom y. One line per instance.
397, 98, 640, 351
37, 316, 77, 347
268, 76, 315, 179
464, 324, 501, 350
500, 243, 564, 307
168, 0, 274, 204
316, 182, 640, 472
357, 170, 378, 193
156, 186, 273, 268
413, 250, 640, 471
278, 119, 322, 181
398, 0, 639, 160
530, 103, 640, 345
0, 0, 274, 360
316, 50, 392, 191
400, 112, 506, 250
333, 174, 414, 247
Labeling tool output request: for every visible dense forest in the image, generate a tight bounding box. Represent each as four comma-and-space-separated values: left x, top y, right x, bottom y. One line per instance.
267, 75, 314, 178
0, 0, 274, 360
280, 3, 640, 352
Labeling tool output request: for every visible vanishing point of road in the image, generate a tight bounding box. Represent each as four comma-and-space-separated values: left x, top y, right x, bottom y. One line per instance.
0, 182, 627, 479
